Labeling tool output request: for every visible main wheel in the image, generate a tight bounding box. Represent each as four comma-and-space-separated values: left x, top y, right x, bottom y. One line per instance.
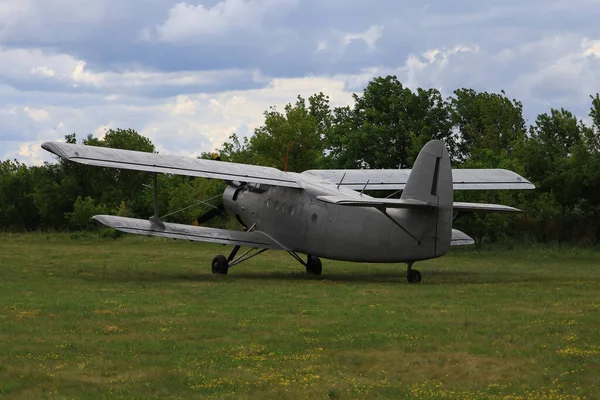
407, 269, 421, 283
212, 255, 229, 275
306, 256, 322, 275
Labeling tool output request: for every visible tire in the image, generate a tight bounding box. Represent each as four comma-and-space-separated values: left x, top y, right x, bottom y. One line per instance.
407, 269, 421, 283
212, 255, 229, 275
306, 256, 322, 275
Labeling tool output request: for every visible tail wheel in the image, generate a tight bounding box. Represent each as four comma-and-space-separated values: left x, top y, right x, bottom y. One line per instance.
306, 256, 322, 275
407, 269, 421, 283
212, 255, 229, 275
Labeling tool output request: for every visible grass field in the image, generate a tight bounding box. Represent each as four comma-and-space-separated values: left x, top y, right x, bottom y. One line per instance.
1, 233, 599, 399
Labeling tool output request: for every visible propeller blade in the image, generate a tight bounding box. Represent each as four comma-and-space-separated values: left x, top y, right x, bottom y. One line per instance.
195, 204, 225, 226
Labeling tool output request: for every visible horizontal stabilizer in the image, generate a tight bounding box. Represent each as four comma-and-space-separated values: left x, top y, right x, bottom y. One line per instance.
317, 196, 520, 213
302, 168, 534, 191
316, 195, 433, 208
451, 229, 475, 246
92, 215, 286, 250
453, 202, 522, 213
41, 142, 301, 188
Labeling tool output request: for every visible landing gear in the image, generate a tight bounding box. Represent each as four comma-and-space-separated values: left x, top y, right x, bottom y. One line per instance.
406, 262, 421, 283
306, 255, 322, 275
210, 245, 322, 276
212, 255, 229, 274
211, 245, 267, 274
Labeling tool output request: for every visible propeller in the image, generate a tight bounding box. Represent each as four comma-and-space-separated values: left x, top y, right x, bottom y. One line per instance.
193, 152, 228, 226
194, 204, 226, 226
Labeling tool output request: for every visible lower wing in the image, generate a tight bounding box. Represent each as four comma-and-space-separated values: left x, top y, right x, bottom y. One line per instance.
93, 215, 286, 250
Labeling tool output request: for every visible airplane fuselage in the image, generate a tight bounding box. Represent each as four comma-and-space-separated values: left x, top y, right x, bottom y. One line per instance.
223, 175, 446, 263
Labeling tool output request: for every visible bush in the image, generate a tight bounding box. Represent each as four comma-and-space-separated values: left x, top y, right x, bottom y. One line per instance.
64, 196, 107, 231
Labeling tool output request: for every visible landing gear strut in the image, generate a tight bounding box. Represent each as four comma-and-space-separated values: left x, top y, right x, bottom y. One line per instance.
287, 251, 323, 275
406, 262, 421, 283
210, 245, 323, 276
211, 244, 267, 275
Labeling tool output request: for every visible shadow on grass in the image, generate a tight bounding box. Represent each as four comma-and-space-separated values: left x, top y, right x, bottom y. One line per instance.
66, 268, 576, 285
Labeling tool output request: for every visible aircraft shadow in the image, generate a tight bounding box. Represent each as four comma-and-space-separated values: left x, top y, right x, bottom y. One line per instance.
69, 268, 571, 285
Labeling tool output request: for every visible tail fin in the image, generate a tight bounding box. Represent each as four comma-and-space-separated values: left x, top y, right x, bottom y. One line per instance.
401, 140, 453, 257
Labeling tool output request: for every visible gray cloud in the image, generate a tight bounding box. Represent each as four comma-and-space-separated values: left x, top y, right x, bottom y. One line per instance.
1, 0, 599, 164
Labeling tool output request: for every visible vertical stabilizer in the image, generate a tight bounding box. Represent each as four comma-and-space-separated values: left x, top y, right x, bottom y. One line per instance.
401, 140, 453, 257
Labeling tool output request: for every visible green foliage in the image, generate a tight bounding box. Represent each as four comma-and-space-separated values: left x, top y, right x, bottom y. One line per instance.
1, 77, 599, 244
64, 196, 108, 230
0, 160, 40, 231
214, 94, 330, 171
449, 89, 526, 164
325, 76, 454, 169
165, 177, 227, 226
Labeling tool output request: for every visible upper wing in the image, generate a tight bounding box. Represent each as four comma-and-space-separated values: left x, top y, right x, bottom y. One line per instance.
93, 215, 287, 249
41, 142, 301, 188
302, 168, 534, 190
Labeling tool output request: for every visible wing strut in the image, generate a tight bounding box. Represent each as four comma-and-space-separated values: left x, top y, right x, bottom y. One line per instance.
378, 208, 420, 244
146, 173, 165, 229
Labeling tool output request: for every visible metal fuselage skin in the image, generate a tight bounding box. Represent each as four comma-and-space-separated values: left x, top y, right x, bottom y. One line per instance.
223, 175, 447, 263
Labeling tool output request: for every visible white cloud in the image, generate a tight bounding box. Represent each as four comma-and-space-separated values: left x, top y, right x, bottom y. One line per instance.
0, 46, 257, 95
17, 142, 47, 164
1, 72, 356, 165
93, 124, 111, 140
2, 0, 600, 168
23, 106, 50, 121
164, 95, 198, 116
583, 38, 600, 58
155, 0, 297, 42
316, 40, 328, 53
343, 25, 384, 50
30, 66, 56, 77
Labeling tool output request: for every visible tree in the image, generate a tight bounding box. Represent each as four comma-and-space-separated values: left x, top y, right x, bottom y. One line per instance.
324, 75, 453, 169
449, 89, 526, 166
0, 160, 40, 231
248, 93, 330, 172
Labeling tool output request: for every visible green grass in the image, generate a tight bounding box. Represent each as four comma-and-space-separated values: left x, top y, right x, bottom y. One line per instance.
1, 233, 599, 399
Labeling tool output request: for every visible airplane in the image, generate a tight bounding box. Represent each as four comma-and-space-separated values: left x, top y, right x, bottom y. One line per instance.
41, 139, 534, 283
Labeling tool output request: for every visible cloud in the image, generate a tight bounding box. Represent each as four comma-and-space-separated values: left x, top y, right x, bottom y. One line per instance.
1, 0, 600, 166
0, 73, 355, 164
24, 107, 50, 121
154, 0, 297, 42
0, 46, 262, 96
584, 39, 600, 58
343, 25, 384, 50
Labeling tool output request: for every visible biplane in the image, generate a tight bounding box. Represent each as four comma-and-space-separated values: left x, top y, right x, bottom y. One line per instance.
41, 139, 534, 283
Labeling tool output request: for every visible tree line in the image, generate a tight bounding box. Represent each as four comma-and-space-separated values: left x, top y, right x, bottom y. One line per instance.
2, 75, 600, 244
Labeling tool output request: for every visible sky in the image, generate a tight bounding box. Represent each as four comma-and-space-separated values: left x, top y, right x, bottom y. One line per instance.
1, 0, 600, 165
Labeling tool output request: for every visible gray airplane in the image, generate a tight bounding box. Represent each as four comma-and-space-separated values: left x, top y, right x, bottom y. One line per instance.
41, 139, 534, 283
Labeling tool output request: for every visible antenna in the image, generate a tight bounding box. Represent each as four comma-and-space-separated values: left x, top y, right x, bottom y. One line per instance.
360, 179, 370, 196
284, 140, 291, 172
337, 172, 347, 189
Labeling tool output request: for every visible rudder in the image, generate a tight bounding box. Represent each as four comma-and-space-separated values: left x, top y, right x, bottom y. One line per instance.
401, 140, 453, 257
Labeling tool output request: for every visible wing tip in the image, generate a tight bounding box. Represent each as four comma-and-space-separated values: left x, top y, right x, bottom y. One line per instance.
41, 141, 63, 157
92, 215, 113, 227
